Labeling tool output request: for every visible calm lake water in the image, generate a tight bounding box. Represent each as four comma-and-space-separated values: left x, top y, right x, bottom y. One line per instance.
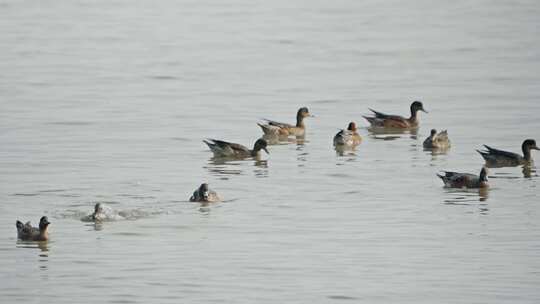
1, 0, 540, 303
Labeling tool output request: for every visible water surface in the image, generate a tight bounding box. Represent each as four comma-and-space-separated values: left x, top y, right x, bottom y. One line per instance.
1, 0, 540, 303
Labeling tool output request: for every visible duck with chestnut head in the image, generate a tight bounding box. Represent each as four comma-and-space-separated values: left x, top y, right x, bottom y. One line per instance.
437, 167, 489, 189
333, 122, 362, 147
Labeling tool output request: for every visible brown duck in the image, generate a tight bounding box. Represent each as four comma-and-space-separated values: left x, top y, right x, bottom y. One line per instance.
437, 167, 488, 189
16, 216, 50, 241
258, 107, 312, 137
363, 101, 427, 129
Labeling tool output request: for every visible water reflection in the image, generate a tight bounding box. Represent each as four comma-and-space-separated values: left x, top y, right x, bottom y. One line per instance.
443, 187, 489, 207
335, 145, 358, 157
367, 127, 418, 140
205, 156, 269, 178
262, 134, 306, 145
16, 241, 49, 271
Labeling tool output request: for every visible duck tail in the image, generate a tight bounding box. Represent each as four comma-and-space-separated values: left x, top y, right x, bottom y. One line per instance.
476, 149, 488, 159
362, 115, 375, 125
258, 123, 277, 135
203, 139, 215, 149
16, 220, 24, 229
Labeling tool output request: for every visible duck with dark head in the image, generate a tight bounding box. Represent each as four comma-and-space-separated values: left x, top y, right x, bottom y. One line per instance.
190, 183, 221, 203
477, 139, 540, 168
258, 107, 313, 137
204, 138, 269, 159
16, 216, 50, 241
364, 101, 427, 129
423, 129, 451, 149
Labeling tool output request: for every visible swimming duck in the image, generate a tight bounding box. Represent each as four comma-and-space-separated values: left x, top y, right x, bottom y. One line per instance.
437, 167, 488, 189
333, 122, 362, 147
258, 107, 312, 137
423, 129, 451, 149
204, 138, 269, 158
190, 183, 220, 203
363, 101, 427, 129
16, 216, 50, 241
81, 203, 107, 222
477, 139, 539, 167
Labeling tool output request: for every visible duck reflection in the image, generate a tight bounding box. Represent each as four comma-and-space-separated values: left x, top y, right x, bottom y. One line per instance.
367, 127, 418, 140
16, 240, 50, 270
205, 156, 269, 178
262, 134, 307, 146
522, 164, 537, 178
442, 188, 490, 214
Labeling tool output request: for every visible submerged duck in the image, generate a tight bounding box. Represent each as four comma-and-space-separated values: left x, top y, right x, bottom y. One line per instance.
204, 138, 268, 158
81, 203, 107, 222
363, 101, 427, 129
423, 129, 451, 149
258, 107, 312, 137
477, 139, 539, 167
190, 183, 220, 203
333, 122, 362, 147
16, 216, 50, 241
437, 167, 488, 189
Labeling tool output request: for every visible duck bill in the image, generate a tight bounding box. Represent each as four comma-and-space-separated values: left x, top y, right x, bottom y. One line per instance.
263, 147, 269, 154
420, 108, 428, 113
532, 145, 540, 150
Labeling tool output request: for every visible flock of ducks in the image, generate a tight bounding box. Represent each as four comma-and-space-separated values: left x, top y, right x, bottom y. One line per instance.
16, 101, 539, 242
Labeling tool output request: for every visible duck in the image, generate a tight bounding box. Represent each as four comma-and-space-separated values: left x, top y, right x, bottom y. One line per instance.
16, 216, 50, 241
204, 138, 269, 158
477, 139, 539, 167
333, 122, 362, 147
423, 129, 451, 149
363, 101, 427, 129
190, 183, 220, 203
81, 203, 106, 222
258, 107, 312, 137
437, 167, 488, 189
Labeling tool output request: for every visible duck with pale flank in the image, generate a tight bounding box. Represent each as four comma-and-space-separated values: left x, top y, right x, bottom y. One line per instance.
258, 107, 312, 137
190, 183, 220, 203
363, 101, 427, 129
477, 139, 539, 167
437, 167, 488, 189
423, 129, 451, 149
333, 122, 362, 147
16, 216, 50, 241
204, 138, 268, 158
81, 203, 125, 222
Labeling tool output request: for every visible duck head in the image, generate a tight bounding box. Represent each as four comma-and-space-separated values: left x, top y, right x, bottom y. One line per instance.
479, 167, 488, 182
39, 216, 50, 231
297, 107, 312, 118
199, 183, 210, 201
430, 129, 437, 137
254, 138, 269, 154
410, 101, 428, 117
347, 122, 357, 132
522, 139, 539, 161
522, 139, 539, 151
94, 203, 103, 214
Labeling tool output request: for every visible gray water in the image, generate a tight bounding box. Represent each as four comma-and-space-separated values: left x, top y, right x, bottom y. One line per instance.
1, 0, 540, 303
